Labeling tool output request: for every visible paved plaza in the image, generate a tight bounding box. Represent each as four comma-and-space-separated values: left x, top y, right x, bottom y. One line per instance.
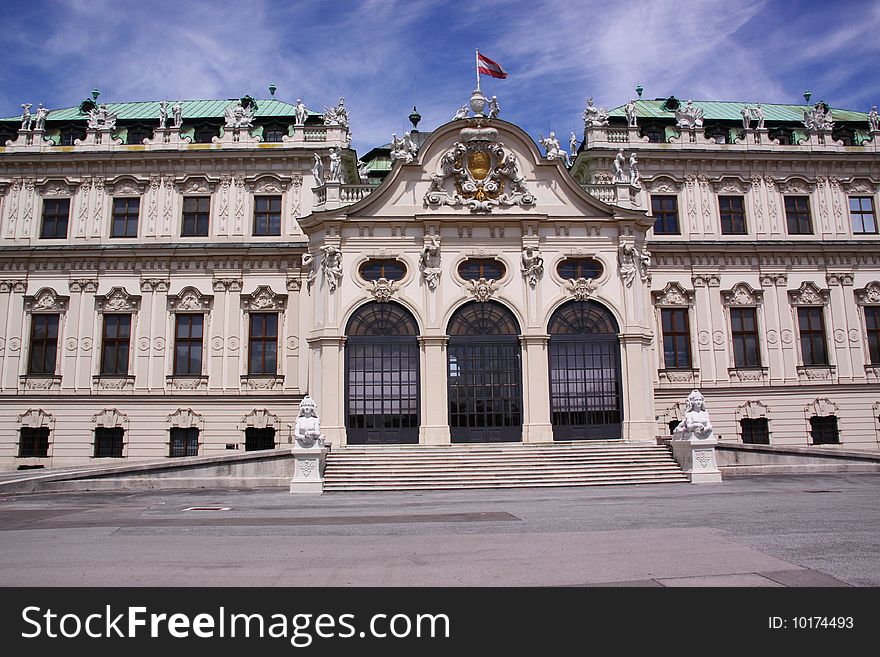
0, 474, 877, 587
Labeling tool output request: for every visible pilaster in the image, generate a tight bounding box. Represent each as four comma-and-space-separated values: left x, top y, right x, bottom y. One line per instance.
520, 335, 553, 443
418, 336, 450, 445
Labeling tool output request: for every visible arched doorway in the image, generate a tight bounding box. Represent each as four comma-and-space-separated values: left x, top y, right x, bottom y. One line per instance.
345, 302, 420, 445
548, 300, 622, 440
447, 301, 523, 443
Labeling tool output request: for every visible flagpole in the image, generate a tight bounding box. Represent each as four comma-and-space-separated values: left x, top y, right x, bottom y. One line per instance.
475, 49, 480, 92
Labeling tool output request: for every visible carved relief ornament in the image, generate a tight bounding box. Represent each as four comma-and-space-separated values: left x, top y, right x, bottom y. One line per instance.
368, 278, 398, 302
466, 277, 498, 302
787, 281, 829, 306
721, 283, 762, 306
241, 285, 287, 311
652, 282, 694, 307
854, 282, 880, 305
424, 125, 535, 214
168, 287, 213, 312
24, 288, 69, 313
95, 287, 141, 313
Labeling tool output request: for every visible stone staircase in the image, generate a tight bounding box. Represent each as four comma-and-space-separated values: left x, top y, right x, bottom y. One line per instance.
322, 441, 688, 492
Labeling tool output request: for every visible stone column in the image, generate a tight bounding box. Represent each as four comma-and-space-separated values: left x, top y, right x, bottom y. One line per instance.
307, 336, 346, 446
620, 333, 656, 441
418, 336, 450, 445
520, 334, 553, 443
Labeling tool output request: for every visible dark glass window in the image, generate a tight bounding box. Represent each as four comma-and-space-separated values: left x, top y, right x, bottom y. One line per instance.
661, 308, 692, 369
19, 427, 50, 458
785, 196, 813, 235
797, 307, 827, 366
556, 257, 604, 280
28, 314, 59, 374
849, 196, 877, 234
730, 307, 761, 368
169, 427, 199, 457
719, 195, 747, 235
60, 127, 85, 146
640, 124, 665, 143
101, 314, 131, 375
865, 306, 880, 364
810, 416, 839, 445
126, 124, 152, 145
193, 123, 218, 143
651, 195, 679, 234
358, 259, 406, 281
182, 196, 210, 237
457, 258, 506, 280
740, 418, 770, 445
174, 314, 203, 375
262, 124, 288, 143
111, 197, 139, 238
245, 427, 276, 451
253, 196, 282, 236
248, 313, 278, 375
40, 198, 70, 239
94, 427, 125, 458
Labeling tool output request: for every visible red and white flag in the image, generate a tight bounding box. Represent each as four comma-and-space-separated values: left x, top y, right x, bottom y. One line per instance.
477, 51, 507, 79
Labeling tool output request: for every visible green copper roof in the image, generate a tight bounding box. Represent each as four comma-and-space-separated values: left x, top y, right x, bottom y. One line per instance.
608, 99, 869, 122
0, 98, 318, 122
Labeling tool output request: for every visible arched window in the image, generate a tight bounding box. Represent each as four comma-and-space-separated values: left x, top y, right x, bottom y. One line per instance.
556, 257, 604, 281
358, 259, 407, 282
457, 258, 506, 281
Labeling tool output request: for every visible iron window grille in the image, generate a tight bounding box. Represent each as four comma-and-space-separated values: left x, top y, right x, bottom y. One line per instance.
784, 196, 813, 235
740, 418, 770, 445
730, 307, 761, 368
40, 198, 71, 239
253, 195, 282, 236
797, 307, 828, 366
169, 427, 199, 457
28, 314, 59, 374
248, 313, 278, 374
182, 196, 210, 236
94, 427, 125, 457
245, 427, 276, 451
661, 308, 692, 368
719, 195, 747, 235
101, 314, 131, 375
651, 195, 680, 234
174, 314, 204, 375
111, 197, 140, 238
810, 416, 840, 445
18, 427, 50, 458
849, 196, 877, 234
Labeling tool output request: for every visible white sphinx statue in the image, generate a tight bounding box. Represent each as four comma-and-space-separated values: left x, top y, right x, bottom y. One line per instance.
294, 396, 324, 448
290, 395, 328, 494
670, 389, 722, 483
673, 389, 714, 441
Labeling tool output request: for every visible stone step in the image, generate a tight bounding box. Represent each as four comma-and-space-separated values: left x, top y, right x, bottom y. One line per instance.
326, 462, 682, 474
323, 475, 688, 491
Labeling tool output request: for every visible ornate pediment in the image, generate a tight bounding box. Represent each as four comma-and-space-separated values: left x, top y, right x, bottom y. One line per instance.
241, 285, 287, 311
167, 408, 205, 429
855, 281, 880, 305
25, 287, 69, 313
735, 400, 769, 420
646, 176, 681, 193
805, 397, 838, 417
39, 180, 73, 197
424, 124, 535, 214
93, 408, 129, 428
178, 176, 215, 195
249, 176, 288, 194
240, 408, 278, 430
652, 281, 694, 307
777, 177, 813, 195
721, 282, 762, 306
96, 287, 141, 313
110, 177, 144, 196
845, 178, 877, 195
168, 287, 213, 312
712, 177, 747, 195
787, 281, 829, 306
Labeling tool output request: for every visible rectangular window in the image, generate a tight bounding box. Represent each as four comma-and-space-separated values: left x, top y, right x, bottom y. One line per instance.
865, 306, 880, 365
245, 427, 276, 451
740, 418, 770, 445
182, 196, 210, 237
797, 307, 827, 366
40, 198, 71, 239
174, 314, 204, 375
248, 313, 278, 374
661, 308, 692, 369
94, 427, 125, 458
719, 195, 747, 235
849, 196, 877, 234
810, 416, 840, 445
19, 427, 50, 458
169, 427, 199, 457
651, 195, 680, 235
111, 197, 140, 238
730, 307, 761, 368
253, 195, 282, 236
28, 314, 59, 374
101, 314, 131, 375
784, 196, 813, 235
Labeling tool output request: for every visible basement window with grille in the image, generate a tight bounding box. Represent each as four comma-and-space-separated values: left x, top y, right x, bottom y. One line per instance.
18, 427, 50, 458
245, 427, 276, 451
94, 427, 125, 458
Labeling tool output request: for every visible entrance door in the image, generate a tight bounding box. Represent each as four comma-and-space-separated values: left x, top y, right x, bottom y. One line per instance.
548, 301, 623, 440
447, 302, 523, 443
345, 303, 420, 445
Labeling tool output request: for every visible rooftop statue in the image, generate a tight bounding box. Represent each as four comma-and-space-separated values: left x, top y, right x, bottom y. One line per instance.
357, 160, 370, 184
741, 104, 766, 130
87, 104, 117, 130
158, 100, 168, 129
569, 132, 578, 158
582, 97, 610, 128
390, 132, 417, 163
869, 105, 880, 132
539, 131, 571, 167
629, 152, 640, 187
804, 101, 833, 132
675, 99, 703, 129
172, 101, 183, 128
20, 103, 32, 130
753, 103, 765, 129
624, 99, 638, 127
312, 153, 325, 186
611, 147, 627, 183
224, 98, 256, 129
453, 105, 470, 120
488, 96, 500, 119
323, 97, 349, 128
294, 99, 308, 126
328, 146, 343, 182
34, 104, 49, 131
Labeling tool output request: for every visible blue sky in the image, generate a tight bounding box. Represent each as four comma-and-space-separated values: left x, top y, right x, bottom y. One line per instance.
1, 0, 877, 154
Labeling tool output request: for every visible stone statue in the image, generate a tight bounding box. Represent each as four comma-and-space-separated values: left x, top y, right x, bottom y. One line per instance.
569, 132, 577, 159
321, 245, 343, 291
612, 147, 627, 183
582, 97, 609, 128
357, 160, 370, 184
867, 105, 879, 132
740, 105, 752, 130
521, 245, 544, 288
34, 104, 48, 131
419, 235, 442, 289
753, 103, 765, 129
638, 248, 651, 281
294, 99, 308, 126
323, 97, 349, 128
328, 146, 343, 183
453, 105, 470, 120
224, 99, 255, 129
624, 99, 638, 127
742, 104, 765, 130
804, 102, 833, 131
20, 103, 32, 130
629, 152, 640, 187
87, 104, 117, 130
497, 148, 526, 193
312, 153, 325, 186
539, 132, 571, 167
172, 101, 183, 128
294, 396, 323, 448
301, 252, 317, 290
158, 100, 168, 129
488, 96, 500, 119
676, 100, 703, 128
673, 389, 714, 441
390, 132, 417, 163
618, 243, 638, 287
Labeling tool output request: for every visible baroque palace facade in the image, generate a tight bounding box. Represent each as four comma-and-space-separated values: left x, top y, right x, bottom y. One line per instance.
0, 88, 878, 470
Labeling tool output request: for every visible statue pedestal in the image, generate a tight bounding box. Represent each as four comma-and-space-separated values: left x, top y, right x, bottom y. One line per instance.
671, 435, 722, 484
289, 443, 328, 494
